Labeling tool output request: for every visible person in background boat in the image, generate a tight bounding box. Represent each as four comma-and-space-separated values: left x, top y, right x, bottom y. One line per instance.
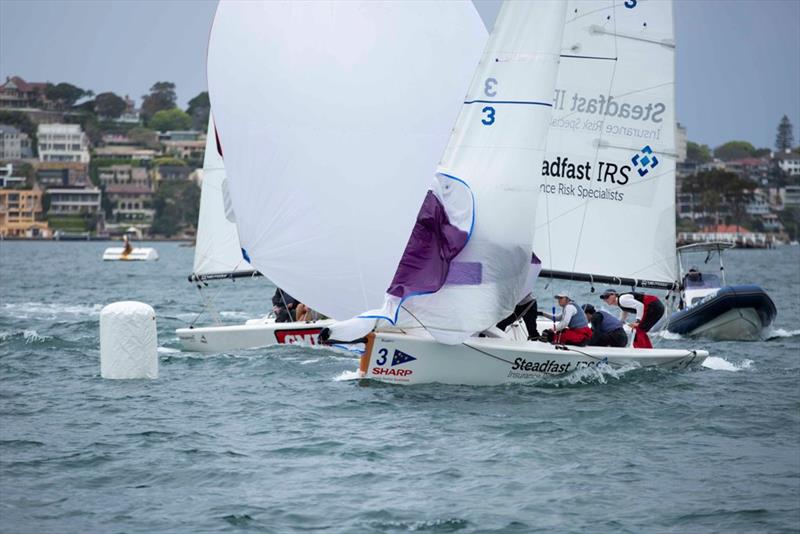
582, 304, 628, 348
272, 288, 300, 322
599, 289, 665, 349
496, 292, 539, 340
678, 267, 702, 310
539, 292, 592, 346
122, 234, 133, 256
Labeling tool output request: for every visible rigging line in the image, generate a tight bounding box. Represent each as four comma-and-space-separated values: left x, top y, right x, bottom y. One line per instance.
399, 303, 515, 366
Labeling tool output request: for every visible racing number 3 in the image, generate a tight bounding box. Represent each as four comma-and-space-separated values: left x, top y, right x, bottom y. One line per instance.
481, 106, 495, 126
482, 77, 497, 126
376, 348, 388, 366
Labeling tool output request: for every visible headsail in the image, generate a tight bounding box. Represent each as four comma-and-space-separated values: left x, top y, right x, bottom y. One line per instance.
329, 1, 567, 344
534, 0, 678, 289
207, 1, 486, 320
190, 115, 255, 282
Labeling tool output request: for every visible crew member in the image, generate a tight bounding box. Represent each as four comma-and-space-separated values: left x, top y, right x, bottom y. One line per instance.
582, 304, 628, 348
122, 234, 133, 256
272, 288, 300, 323
599, 289, 664, 349
540, 292, 592, 346
496, 293, 539, 340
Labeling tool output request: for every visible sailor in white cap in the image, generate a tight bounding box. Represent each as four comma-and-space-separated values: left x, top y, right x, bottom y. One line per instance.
540, 291, 592, 346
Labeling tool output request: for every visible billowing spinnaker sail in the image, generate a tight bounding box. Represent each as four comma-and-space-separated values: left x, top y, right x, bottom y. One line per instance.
328, 1, 567, 345
206, 1, 486, 320
534, 0, 678, 287
191, 115, 254, 280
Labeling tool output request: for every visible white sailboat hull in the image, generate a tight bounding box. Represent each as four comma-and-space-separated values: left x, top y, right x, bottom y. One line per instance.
359, 331, 707, 386
103, 247, 159, 261
176, 318, 335, 352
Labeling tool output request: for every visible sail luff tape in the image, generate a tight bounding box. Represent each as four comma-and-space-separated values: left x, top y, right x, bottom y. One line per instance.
100, 301, 158, 379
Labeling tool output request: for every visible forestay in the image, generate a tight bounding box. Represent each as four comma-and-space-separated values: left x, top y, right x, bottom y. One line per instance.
206, 1, 486, 320
534, 0, 678, 288
329, 1, 567, 344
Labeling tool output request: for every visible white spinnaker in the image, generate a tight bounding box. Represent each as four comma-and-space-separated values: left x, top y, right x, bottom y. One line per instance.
192, 115, 254, 279
207, 1, 486, 320
393, 1, 567, 343
534, 0, 678, 285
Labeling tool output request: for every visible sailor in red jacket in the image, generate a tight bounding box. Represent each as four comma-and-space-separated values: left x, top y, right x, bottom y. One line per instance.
599, 289, 665, 349
540, 292, 592, 346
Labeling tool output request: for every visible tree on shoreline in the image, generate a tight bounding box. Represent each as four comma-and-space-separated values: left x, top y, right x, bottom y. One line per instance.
686, 141, 712, 163
186, 91, 210, 131
775, 115, 794, 152
141, 82, 177, 123
681, 169, 754, 227
94, 92, 127, 119
714, 141, 756, 161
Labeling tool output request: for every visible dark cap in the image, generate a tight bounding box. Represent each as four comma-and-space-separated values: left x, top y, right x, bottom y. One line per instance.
599, 289, 618, 300
582, 303, 596, 314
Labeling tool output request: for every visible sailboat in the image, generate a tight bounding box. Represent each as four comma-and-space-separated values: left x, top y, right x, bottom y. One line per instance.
175, 117, 334, 352
532, 1, 776, 342
207, 0, 708, 385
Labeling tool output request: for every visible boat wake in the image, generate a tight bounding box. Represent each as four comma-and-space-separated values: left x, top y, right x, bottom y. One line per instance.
656, 329, 684, 340
701, 356, 753, 372
0, 329, 52, 344
1, 301, 103, 320
333, 370, 363, 382
764, 327, 800, 340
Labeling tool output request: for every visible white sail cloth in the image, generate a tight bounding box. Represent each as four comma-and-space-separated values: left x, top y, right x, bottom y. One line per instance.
207, 1, 486, 320
328, 1, 567, 344
192, 115, 253, 279
534, 0, 678, 285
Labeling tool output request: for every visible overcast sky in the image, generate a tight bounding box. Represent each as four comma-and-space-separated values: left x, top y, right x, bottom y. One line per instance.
1, 0, 798, 149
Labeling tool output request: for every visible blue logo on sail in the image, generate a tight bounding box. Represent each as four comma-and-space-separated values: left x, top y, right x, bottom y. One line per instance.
631, 145, 659, 177
391, 349, 417, 366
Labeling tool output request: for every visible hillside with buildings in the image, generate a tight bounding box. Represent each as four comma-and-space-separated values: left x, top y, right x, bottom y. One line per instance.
0, 77, 206, 239
0, 75, 798, 246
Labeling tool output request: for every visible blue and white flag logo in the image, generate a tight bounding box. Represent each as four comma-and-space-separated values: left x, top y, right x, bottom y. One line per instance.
391, 349, 417, 367
631, 145, 659, 177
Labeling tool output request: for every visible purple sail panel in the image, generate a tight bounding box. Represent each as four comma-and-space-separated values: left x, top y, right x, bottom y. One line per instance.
387, 191, 470, 299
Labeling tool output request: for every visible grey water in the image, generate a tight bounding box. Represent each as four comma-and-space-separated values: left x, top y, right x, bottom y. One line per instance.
1, 241, 798, 533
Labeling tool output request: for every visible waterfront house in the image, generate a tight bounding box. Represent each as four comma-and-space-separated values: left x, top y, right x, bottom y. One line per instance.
0, 185, 50, 237
37, 123, 90, 163
0, 124, 33, 159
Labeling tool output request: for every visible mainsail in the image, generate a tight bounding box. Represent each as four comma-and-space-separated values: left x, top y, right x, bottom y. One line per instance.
207, 1, 486, 320
329, 1, 567, 344
190, 115, 255, 281
534, 0, 678, 289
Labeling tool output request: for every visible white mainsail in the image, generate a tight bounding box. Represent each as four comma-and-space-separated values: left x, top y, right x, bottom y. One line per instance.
207, 1, 486, 320
191, 115, 254, 280
534, 0, 678, 288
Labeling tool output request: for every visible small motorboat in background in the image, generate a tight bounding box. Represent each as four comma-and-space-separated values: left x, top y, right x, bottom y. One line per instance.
667, 243, 776, 340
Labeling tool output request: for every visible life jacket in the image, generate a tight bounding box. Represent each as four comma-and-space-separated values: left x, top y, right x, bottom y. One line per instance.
565, 301, 588, 329
593, 309, 624, 334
